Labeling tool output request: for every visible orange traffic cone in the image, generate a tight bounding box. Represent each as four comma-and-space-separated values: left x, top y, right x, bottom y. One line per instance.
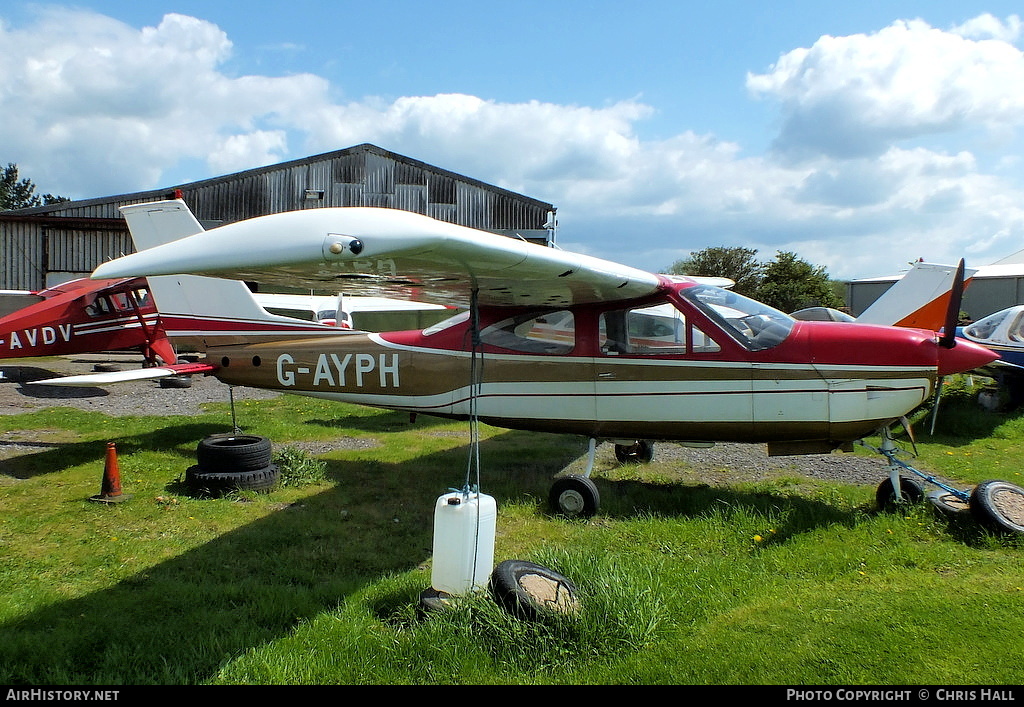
90, 442, 132, 504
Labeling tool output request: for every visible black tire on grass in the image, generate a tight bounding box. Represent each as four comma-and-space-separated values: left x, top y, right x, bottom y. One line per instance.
549, 475, 600, 518
196, 434, 272, 473
876, 475, 924, 511
185, 464, 280, 497
488, 560, 579, 620
969, 480, 1024, 535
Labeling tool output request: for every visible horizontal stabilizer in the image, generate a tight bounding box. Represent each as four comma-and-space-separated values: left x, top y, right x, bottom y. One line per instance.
30, 362, 216, 387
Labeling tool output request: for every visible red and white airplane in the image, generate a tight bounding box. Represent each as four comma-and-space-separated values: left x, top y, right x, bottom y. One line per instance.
39, 199, 1017, 527
0, 274, 445, 374
0, 276, 178, 366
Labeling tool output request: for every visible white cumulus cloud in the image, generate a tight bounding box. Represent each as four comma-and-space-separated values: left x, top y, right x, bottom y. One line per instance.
746, 16, 1024, 159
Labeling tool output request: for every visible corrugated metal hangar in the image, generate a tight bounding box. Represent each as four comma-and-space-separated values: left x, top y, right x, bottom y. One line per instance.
0, 143, 556, 291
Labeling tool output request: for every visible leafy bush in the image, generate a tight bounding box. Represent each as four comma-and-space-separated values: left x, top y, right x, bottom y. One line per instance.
272, 445, 328, 487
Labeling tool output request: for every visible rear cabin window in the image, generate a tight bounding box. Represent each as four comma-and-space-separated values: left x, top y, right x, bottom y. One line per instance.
480, 310, 575, 354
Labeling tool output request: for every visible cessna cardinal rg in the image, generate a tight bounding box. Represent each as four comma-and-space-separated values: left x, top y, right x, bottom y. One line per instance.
42, 199, 998, 515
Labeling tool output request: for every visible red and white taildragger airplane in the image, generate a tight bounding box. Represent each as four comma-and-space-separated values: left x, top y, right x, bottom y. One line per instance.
37, 199, 1024, 533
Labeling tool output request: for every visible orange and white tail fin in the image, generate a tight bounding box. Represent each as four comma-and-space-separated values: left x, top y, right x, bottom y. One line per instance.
118, 200, 336, 349
856, 261, 975, 329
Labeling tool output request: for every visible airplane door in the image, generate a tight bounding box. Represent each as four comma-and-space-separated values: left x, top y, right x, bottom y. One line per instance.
752, 363, 829, 440
594, 303, 753, 439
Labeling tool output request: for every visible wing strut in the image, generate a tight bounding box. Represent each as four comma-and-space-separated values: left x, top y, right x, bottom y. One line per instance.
463, 287, 483, 495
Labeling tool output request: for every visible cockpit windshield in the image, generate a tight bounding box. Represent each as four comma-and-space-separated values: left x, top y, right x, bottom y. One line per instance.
680, 284, 795, 351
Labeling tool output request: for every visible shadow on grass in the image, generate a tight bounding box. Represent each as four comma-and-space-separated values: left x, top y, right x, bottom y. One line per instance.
0, 428, 581, 684
1, 423, 233, 480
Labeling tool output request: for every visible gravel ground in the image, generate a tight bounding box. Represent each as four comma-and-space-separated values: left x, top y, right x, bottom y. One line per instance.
1, 353, 895, 487
0, 354, 277, 417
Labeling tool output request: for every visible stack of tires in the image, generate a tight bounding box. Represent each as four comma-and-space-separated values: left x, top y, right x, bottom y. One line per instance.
184, 433, 279, 497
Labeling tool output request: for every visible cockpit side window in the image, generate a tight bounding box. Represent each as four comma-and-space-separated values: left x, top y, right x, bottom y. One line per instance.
599, 302, 721, 355
964, 311, 1008, 341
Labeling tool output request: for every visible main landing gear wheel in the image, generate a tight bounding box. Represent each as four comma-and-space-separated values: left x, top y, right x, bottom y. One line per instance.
549, 475, 600, 518
876, 475, 924, 511
614, 440, 655, 464
969, 480, 1024, 535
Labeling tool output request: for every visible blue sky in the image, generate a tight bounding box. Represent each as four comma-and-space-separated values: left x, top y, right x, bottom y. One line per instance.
3, 2, 1024, 281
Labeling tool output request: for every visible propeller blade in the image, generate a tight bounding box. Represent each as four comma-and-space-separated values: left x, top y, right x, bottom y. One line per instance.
938, 259, 965, 349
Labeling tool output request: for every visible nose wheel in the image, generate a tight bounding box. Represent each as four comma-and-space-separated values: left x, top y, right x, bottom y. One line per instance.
862, 428, 1024, 536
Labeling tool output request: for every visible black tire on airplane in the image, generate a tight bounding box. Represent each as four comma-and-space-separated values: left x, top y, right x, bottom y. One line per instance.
875, 475, 924, 511
549, 475, 599, 518
614, 440, 655, 464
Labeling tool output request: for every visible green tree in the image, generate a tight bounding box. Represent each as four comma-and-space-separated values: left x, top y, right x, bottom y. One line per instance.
666, 246, 765, 297
756, 250, 843, 313
1, 163, 67, 210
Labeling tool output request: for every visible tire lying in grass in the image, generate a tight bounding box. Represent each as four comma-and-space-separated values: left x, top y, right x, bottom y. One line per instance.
186, 434, 277, 496
196, 434, 272, 472
184, 464, 280, 497
489, 560, 580, 620
926, 489, 972, 519
969, 480, 1024, 535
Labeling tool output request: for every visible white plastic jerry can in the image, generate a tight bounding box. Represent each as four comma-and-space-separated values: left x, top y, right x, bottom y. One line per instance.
430, 491, 497, 595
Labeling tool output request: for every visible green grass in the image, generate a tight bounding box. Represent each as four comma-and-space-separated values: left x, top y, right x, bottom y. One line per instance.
0, 385, 1022, 685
